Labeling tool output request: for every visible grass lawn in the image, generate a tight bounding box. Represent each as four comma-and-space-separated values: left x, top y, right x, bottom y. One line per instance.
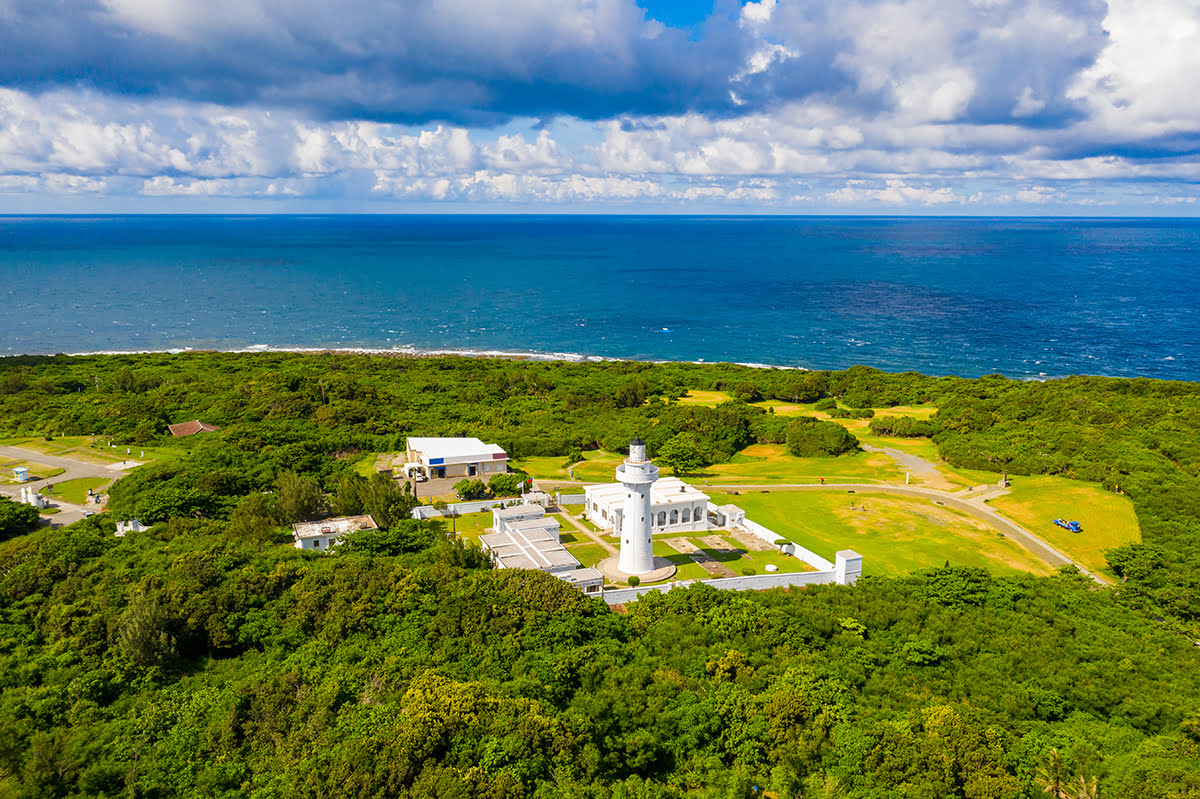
41, 476, 111, 505
0, 435, 183, 467
709, 490, 1055, 578
565, 542, 609, 568
696, 444, 907, 485
515, 450, 610, 481
676, 390, 733, 406
0, 457, 65, 483
986, 475, 1140, 579
442, 511, 493, 547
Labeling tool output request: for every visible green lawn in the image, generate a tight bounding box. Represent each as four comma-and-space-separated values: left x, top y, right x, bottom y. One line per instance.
0, 435, 183, 467
41, 476, 111, 505
513, 450, 609, 481
709, 490, 1055, 578
697, 444, 907, 485
443, 511, 493, 547
986, 475, 1140, 580
565, 542, 609, 568
676, 390, 733, 406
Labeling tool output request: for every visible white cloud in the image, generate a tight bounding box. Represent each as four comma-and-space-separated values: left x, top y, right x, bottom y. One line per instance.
828, 179, 960, 206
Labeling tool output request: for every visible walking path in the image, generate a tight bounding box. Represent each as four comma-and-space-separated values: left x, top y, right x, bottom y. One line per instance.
553, 507, 618, 556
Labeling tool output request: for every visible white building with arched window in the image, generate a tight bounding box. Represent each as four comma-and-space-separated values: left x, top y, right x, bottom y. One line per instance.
584, 476, 710, 536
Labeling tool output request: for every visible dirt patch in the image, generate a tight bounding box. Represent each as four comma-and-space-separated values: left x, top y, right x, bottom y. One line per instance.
696, 559, 738, 578
727, 529, 775, 551
663, 537, 699, 554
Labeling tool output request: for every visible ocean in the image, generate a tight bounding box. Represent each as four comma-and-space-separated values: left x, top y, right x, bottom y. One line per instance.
2, 215, 1198, 380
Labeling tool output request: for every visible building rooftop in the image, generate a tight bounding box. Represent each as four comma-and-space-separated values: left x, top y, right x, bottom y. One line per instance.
480, 527, 580, 572
494, 503, 546, 521
585, 476, 709, 506
555, 567, 604, 587
507, 516, 561, 533
168, 420, 220, 437
406, 437, 507, 461
292, 515, 378, 540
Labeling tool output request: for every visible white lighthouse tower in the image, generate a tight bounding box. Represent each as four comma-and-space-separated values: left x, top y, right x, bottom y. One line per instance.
617, 438, 658, 575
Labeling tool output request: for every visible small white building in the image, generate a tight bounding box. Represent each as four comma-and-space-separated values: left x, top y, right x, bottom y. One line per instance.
12, 466, 31, 483
480, 527, 580, 573
404, 437, 508, 480
555, 567, 605, 595
18, 486, 46, 509
292, 514, 379, 551
115, 519, 146, 536
585, 476, 710, 537
492, 503, 547, 534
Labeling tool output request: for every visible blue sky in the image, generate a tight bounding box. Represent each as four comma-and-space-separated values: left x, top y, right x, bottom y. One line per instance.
0, 0, 1198, 214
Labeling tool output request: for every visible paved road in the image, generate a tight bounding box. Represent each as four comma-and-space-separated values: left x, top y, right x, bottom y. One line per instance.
713, 482, 1105, 584
0, 445, 132, 527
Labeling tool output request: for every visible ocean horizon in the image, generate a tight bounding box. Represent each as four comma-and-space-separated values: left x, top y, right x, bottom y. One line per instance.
4, 214, 1199, 381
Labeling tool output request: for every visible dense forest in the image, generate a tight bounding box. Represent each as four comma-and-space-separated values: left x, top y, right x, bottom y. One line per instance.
1, 352, 1199, 797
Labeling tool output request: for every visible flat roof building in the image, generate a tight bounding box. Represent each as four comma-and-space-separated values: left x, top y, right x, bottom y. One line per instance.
554, 567, 604, 595
292, 514, 378, 551
492, 503, 546, 534
405, 437, 508, 480
480, 527, 580, 573
585, 476, 710, 537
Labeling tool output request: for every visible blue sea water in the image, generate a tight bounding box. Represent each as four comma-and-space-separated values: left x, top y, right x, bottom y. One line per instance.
2, 215, 1199, 380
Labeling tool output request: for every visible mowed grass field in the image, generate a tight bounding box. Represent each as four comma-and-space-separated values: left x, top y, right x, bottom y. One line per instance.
0, 436, 184, 466
41, 476, 111, 505
709, 490, 1055, 578
986, 475, 1140, 578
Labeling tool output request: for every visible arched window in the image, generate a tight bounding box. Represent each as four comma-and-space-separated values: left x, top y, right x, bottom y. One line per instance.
657, 511, 666, 526
682, 508, 691, 523
669, 509, 679, 525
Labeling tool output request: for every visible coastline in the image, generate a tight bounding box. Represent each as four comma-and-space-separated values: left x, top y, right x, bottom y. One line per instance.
30, 344, 809, 372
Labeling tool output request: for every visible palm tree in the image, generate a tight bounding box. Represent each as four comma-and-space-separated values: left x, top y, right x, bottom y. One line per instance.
1037, 749, 1069, 799
1072, 775, 1100, 799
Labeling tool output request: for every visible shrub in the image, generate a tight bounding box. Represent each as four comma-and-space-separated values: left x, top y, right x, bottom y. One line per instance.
627, 575, 640, 587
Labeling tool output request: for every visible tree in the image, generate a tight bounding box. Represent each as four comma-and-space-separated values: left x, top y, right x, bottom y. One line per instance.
275, 470, 326, 523
453, 479, 488, 501
487, 473, 524, 497
785, 418, 858, 457
1038, 749, 1069, 799
657, 432, 708, 475
0, 495, 41, 540
360, 473, 418, 528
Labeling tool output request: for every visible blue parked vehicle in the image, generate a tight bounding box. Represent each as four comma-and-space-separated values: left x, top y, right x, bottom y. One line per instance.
1053, 519, 1083, 532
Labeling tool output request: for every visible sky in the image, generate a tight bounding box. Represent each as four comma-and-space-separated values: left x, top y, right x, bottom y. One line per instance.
1, 0, 1198, 214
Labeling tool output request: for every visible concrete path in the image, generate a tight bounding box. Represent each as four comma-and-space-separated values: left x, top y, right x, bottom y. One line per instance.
713, 482, 1105, 584
553, 507, 618, 556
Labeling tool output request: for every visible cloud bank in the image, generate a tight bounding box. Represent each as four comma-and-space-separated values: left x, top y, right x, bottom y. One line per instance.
0, 0, 1197, 211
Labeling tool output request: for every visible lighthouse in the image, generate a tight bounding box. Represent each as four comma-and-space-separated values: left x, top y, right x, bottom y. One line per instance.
617, 438, 658, 575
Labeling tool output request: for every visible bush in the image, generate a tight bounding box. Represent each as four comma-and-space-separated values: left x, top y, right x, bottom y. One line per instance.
814, 398, 838, 411
453, 479, 489, 501
0, 496, 41, 540
828, 407, 875, 419
740, 567, 757, 576
627, 575, 640, 587
487, 472, 524, 497
785, 418, 859, 457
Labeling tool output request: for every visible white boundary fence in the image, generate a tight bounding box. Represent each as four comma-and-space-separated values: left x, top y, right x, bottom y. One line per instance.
556, 493, 587, 506
601, 550, 862, 605
411, 497, 530, 519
